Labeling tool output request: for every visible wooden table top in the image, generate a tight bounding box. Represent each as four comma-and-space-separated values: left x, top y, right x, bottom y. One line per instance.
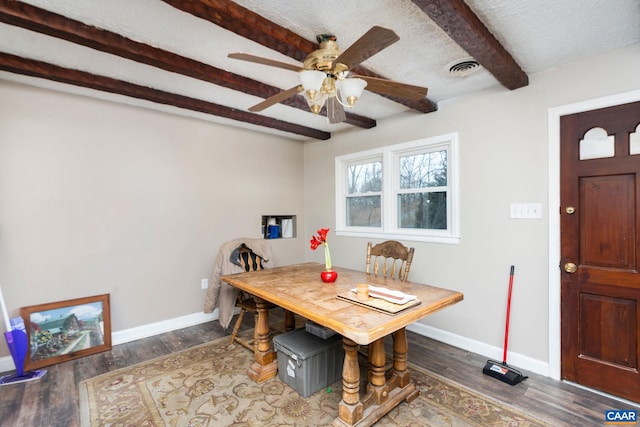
221, 262, 464, 345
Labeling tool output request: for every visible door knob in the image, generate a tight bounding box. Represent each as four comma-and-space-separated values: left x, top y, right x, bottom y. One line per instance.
564, 262, 577, 273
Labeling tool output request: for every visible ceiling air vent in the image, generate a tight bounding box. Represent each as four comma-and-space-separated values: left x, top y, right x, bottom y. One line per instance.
446, 58, 481, 77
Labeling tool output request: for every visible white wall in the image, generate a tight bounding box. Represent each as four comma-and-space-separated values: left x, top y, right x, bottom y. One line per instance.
0, 81, 306, 359
303, 44, 640, 374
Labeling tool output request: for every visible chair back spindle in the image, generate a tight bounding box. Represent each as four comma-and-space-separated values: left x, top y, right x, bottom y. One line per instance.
365, 240, 415, 282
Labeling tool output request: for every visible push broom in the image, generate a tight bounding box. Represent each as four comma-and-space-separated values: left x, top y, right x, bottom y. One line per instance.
482, 265, 528, 385
0, 281, 47, 386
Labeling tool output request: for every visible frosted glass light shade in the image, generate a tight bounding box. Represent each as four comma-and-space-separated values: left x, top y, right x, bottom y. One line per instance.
299, 70, 326, 93
338, 78, 367, 107
300, 70, 328, 114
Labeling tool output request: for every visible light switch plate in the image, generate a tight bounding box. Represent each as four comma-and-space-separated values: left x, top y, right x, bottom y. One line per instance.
510, 203, 542, 219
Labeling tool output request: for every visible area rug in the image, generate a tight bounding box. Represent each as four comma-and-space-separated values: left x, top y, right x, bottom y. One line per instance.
79, 333, 550, 427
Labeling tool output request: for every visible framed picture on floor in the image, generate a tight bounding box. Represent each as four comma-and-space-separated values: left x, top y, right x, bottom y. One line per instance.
20, 294, 111, 370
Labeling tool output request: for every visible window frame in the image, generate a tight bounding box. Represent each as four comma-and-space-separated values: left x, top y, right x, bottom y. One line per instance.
335, 133, 460, 244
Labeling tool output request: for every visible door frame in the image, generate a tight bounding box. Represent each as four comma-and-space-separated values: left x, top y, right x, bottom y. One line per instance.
547, 89, 640, 380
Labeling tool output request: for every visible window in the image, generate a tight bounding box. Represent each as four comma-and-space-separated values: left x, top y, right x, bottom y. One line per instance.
335, 133, 459, 244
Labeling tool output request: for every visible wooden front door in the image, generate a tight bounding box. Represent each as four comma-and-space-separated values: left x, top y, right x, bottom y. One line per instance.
560, 101, 640, 402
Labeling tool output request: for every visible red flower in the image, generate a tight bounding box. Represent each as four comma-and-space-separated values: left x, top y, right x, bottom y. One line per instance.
310, 236, 322, 250
310, 228, 332, 270
310, 228, 329, 250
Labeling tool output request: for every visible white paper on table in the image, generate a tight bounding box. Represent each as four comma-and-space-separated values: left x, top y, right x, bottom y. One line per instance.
350, 285, 417, 305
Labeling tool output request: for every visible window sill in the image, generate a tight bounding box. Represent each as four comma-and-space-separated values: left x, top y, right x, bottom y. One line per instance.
335, 229, 460, 245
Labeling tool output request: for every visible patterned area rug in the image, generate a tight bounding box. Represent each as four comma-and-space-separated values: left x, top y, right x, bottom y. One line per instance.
79, 333, 550, 427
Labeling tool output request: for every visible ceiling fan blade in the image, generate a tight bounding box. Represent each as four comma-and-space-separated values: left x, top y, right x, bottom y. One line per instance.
327, 97, 346, 124
356, 76, 428, 101
248, 86, 303, 112
333, 26, 400, 69
228, 53, 302, 72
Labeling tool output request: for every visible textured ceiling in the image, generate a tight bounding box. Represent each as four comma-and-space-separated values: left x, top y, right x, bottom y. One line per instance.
0, 0, 638, 140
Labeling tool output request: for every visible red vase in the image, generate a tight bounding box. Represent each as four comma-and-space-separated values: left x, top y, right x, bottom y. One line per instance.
320, 270, 338, 283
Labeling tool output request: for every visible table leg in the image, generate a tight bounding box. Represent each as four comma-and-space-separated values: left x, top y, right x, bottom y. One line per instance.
246, 297, 278, 383
366, 338, 388, 404
333, 329, 418, 427
337, 338, 363, 425
392, 328, 419, 402
283, 309, 295, 331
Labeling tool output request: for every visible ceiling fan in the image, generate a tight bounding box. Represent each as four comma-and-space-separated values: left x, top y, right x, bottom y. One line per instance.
228, 26, 428, 124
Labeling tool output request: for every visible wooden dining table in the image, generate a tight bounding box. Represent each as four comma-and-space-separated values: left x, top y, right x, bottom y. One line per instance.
221, 262, 463, 427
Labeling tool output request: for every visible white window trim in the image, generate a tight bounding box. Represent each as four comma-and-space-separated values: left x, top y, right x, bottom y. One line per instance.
335, 133, 460, 244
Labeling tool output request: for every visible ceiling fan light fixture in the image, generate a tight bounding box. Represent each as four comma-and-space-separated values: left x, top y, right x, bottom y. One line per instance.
303, 91, 327, 115
337, 78, 367, 107
309, 102, 324, 115
300, 69, 329, 113
300, 69, 326, 94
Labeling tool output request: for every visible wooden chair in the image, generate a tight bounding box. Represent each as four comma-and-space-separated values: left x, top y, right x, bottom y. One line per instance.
229, 244, 298, 351
229, 245, 273, 351
366, 240, 415, 282
363, 240, 415, 373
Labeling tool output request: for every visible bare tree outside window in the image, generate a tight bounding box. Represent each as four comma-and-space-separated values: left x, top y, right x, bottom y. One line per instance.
347, 161, 382, 226
398, 151, 448, 229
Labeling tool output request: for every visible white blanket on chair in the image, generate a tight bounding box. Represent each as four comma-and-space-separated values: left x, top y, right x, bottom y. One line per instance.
204, 237, 273, 329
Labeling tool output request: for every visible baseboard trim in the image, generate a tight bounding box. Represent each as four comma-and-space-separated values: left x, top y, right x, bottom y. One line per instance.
111, 310, 219, 346
0, 310, 219, 374
1, 311, 548, 379
406, 322, 549, 377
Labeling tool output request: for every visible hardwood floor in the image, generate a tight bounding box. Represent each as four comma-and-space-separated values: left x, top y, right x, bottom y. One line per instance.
0, 310, 636, 426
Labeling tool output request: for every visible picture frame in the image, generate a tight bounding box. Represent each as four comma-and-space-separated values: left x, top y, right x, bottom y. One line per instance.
20, 294, 111, 370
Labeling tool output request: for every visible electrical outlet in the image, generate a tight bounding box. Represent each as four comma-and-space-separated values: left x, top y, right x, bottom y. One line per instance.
201, 278, 208, 289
